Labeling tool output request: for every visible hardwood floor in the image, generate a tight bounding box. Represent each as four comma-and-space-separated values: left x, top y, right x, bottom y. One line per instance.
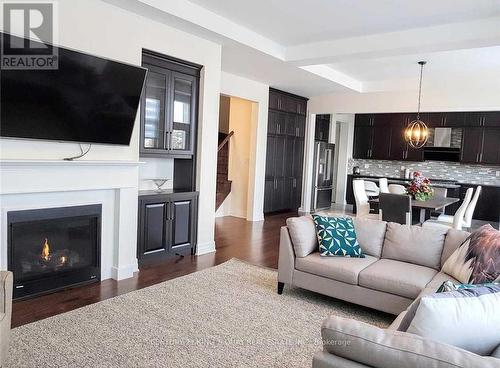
12, 211, 295, 328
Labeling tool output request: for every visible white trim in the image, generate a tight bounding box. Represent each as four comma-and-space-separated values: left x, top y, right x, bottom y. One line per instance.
196, 241, 216, 255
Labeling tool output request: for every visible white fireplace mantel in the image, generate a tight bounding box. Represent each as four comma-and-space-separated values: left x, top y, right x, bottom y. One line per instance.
0, 159, 141, 281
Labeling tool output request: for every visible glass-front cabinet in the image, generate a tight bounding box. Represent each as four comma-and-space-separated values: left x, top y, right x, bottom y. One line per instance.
140, 51, 199, 157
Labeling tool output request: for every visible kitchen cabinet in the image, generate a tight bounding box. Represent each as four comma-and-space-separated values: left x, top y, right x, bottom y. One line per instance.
140, 51, 200, 158
461, 127, 500, 165
265, 89, 307, 213
315, 114, 330, 142
137, 191, 198, 264
353, 111, 500, 164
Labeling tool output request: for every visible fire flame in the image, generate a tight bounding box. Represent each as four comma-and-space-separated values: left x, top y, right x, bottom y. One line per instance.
41, 238, 50, 261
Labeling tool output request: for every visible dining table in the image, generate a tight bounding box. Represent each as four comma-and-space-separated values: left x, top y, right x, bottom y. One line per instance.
370, 196, 460, 224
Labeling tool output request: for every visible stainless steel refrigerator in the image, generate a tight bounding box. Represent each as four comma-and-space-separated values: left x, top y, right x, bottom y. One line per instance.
311, 141, 335, 211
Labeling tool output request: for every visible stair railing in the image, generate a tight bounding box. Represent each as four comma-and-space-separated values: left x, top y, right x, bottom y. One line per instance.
218, 131, 234, 152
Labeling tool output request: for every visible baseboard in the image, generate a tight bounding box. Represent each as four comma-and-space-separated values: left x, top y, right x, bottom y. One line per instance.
196, 241, 216, 255
111, 260, 138, 281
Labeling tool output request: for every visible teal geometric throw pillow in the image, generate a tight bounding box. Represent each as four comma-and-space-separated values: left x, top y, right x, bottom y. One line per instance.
311, 215, 364, 258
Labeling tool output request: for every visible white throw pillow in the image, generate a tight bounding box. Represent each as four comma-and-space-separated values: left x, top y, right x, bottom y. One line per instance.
407, 286, 500, 355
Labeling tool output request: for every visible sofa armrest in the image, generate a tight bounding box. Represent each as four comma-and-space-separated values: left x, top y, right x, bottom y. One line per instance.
0, 271, 13, 367
0, 272, 12, 316
277, 226, 295, 284
321, 316, 496, 368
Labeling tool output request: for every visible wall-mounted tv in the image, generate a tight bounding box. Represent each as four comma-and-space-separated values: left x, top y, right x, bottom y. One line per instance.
0, 33, 147, 145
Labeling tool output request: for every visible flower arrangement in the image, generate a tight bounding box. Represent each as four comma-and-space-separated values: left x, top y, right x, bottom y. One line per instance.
406, 171, 434, 201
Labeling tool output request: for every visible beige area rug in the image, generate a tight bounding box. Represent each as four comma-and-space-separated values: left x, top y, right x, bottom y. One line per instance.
6, 259, 393, 368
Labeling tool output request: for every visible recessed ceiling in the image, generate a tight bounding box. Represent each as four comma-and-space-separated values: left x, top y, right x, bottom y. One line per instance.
330, 46, 500, 82
188, 0, 500, 46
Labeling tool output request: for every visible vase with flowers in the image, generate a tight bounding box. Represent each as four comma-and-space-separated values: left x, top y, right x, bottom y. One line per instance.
406, 171, 434, 201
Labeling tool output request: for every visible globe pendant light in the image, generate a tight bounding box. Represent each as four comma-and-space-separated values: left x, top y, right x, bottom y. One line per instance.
405, 61, 429, 149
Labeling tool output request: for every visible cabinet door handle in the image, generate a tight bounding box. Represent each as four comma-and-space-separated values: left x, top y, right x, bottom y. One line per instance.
170, 202, 175, 220
296, 127, 299, 136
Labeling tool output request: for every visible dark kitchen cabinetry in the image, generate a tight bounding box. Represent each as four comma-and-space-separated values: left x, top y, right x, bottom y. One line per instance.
353, 113, 421, 161
461, 127, 500, 165
315, 114, 330, 142
353, 111, 500, 164
140, 51, 200, 158
137, 191, 198, 265
264, 89, 307, 213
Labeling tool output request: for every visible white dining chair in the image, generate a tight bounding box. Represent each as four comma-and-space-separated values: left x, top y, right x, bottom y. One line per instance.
379, 178, 390, 194
364, 180, 380, 197
388, 184, 406, 195
436, 186, 481, 230
353, 180, 379, 220
423, 187, 474, 230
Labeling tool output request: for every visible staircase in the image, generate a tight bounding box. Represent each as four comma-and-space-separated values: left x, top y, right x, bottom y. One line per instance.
216, 131, 233, 210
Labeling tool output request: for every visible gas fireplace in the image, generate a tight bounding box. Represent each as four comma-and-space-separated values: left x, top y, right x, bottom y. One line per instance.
7, 204, 101, 299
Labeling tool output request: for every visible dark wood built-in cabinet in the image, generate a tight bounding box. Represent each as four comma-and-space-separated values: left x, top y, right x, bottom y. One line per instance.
315, 114, 330, 142
140, 50, 200, 158
138, 191, 198, 265
264, 88, 307, 213
353, 111, 500, 165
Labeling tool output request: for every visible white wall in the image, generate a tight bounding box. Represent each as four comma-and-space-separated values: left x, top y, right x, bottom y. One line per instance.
220, 72, 269, 221
226, 97, 253, 218
0, 0, 222, 255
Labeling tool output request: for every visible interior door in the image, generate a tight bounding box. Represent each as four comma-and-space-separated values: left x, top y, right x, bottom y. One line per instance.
169, 72, 196, 155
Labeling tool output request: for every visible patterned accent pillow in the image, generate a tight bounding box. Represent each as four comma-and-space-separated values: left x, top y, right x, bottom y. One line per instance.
437, 280, 500, 293
441, 224, 500, 284
312, 215, 364, 258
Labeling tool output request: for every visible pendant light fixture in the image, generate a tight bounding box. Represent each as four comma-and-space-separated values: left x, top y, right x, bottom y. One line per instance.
405, 61, 429, 149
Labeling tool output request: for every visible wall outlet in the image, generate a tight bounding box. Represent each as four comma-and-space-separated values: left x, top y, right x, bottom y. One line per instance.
496, 171, 500, 177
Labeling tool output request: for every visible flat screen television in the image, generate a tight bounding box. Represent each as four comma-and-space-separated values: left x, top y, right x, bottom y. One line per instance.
0, 33, 147, 145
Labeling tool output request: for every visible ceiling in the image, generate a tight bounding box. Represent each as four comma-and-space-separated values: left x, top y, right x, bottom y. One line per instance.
105, 0, 500, 97
188, 0, 500, 46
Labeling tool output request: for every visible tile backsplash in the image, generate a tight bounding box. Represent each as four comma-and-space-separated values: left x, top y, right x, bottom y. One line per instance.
348, 159, 500, 186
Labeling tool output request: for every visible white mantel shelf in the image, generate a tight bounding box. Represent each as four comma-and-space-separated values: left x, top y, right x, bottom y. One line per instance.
0, 159, 145, 167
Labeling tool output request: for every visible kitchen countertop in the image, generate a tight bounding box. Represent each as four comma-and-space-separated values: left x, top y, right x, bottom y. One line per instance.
139, 188, 198, 196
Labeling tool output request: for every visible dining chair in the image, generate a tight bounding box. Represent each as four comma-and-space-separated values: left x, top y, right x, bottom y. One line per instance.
379, 178, 389, 194
364, 180, 380, 197
388, 184, 406, 195
432, 187, 448, 215
436, 186, 481, 230
423, 187, 474, 230
353, 180, 379, 220
379, 193, 412, 225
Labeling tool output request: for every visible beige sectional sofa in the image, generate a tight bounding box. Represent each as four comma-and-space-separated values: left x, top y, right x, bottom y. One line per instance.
277, 216, 500, 368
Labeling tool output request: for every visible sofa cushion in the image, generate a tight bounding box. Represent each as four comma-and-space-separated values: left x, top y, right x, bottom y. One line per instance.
382, 222, 447, 270
441, 228, 470, 267
492, 345, 500, 359
359, 259, 437, 299
295, 253, 378, 285
286, 216, 317, 257
321, 316, 496, 368
425, 271, 460, 291
406, 285, 500, 356
442, 224, 500, 284
352, 218, 387, 258
312, 216, 364, 257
